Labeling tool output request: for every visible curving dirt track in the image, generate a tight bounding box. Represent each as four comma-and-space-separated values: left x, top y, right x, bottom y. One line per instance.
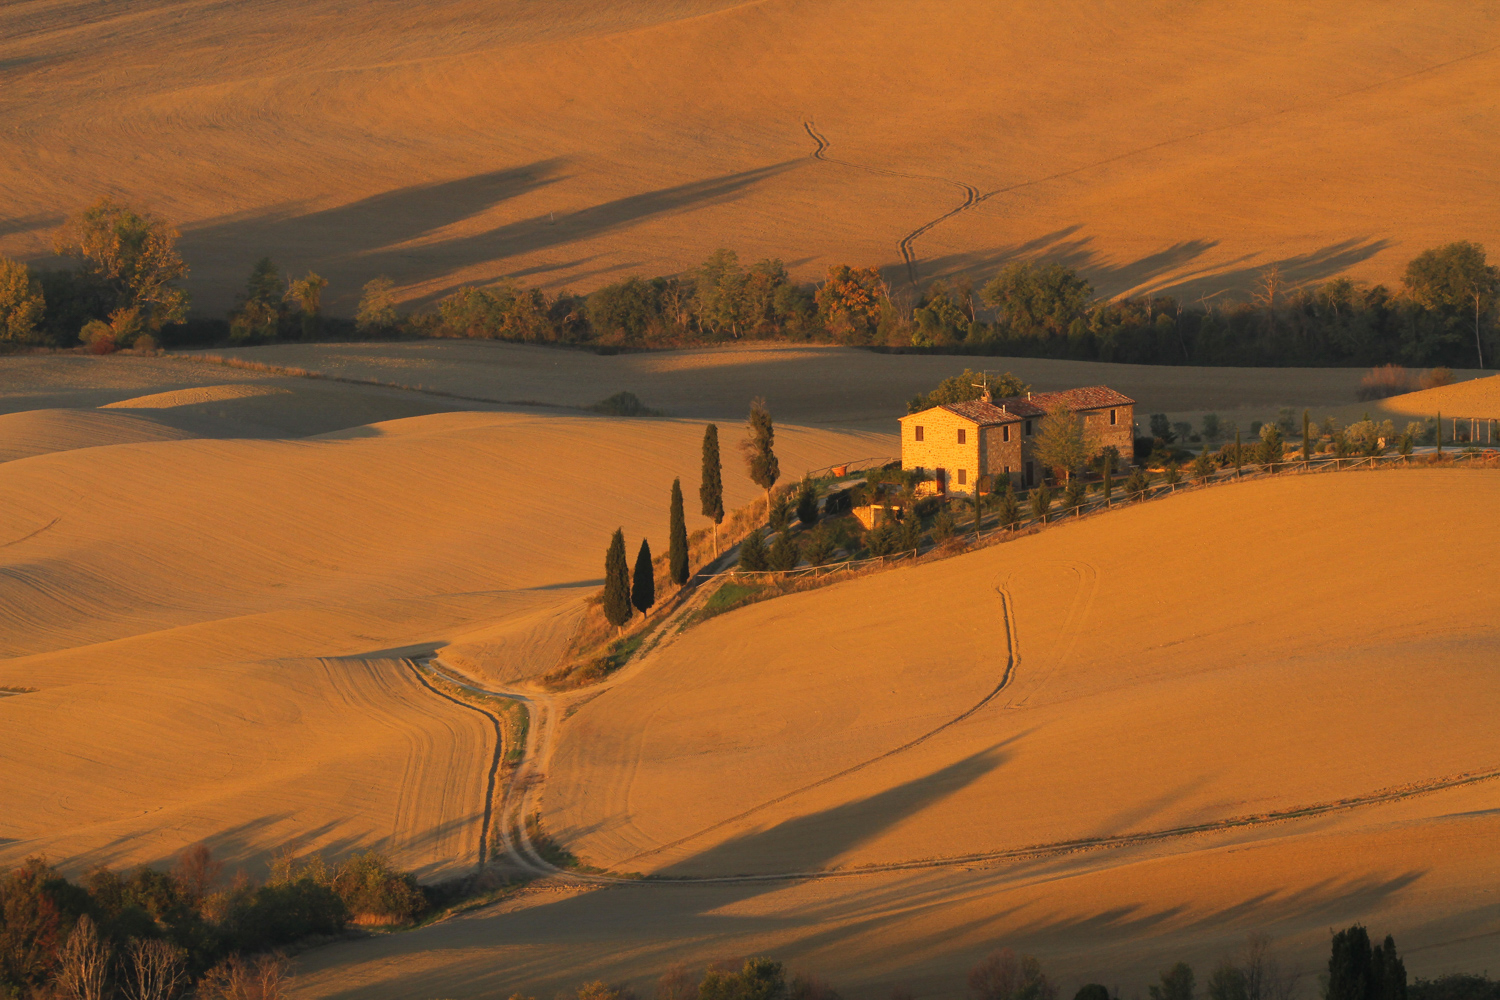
802, 120, 980, 285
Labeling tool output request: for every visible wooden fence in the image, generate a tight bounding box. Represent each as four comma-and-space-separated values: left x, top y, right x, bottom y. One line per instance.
711, 447, 1495, 580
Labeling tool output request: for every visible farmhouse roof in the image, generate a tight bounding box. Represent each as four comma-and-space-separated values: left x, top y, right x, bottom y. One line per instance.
991, 385, 1136, 416
933, 399, 1022, 425
903, 385, 1135, 424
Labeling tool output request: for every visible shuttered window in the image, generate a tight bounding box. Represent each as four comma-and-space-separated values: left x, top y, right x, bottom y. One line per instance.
1109, 409, 1117, 425
957, 428, 966, 444
914, 425, 924, 441
957, 469, 967, 485
1002, 425, 1010, 442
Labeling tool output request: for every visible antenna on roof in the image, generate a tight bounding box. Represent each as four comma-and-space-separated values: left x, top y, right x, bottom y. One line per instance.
971, 371, 992, 403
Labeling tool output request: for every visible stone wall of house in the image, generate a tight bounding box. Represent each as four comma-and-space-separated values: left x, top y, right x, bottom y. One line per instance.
982, 423, 1024, 489
900, 409, 982, 494
1079, 404, 1135, 466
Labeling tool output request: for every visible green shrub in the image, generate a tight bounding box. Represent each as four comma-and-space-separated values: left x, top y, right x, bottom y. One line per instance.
700, 958, 786, 1000
589, 391, 662, 417
738, 530, 769, 571
1027, 485, 1052, 522
767, 531, 800, 571
1125, 467, 1150, 499
931, 510, 955, 543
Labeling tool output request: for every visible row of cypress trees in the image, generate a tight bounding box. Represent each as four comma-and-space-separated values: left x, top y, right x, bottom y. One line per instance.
600, 414, 750, 633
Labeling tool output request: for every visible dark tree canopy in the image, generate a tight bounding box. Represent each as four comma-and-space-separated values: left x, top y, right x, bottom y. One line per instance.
907, 368, 1029, 414
742, 397, 780, 499
668, 479, 689, 587
982, 260, 1093, 339
700, 423, 724, 524
631, 538, 655, 616
602, 529, 632, 628
1403, 242, 1498, 314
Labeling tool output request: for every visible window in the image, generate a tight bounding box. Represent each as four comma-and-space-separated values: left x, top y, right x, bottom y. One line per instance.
914, 425, 924, 441
957, 428, 966, 444
1024, 420, 1033, 436
1002, 425, 1010, 442
1004, 465, 1011, 474
1109, 409, 1117, 425
957, 469, 967, 485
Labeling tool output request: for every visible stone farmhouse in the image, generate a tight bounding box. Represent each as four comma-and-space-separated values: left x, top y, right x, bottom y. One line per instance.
899, 385, 1135, 494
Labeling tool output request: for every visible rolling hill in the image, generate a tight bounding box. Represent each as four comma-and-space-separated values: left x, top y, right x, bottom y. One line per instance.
3, 1, 1497, 312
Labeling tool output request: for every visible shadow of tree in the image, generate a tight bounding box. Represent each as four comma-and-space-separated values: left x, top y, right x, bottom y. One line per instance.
178, 159, 801, 307
911, 231, 1391, 304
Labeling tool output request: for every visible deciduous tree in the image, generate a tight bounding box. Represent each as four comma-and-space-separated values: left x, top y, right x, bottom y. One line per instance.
285, 272, 328, 340
815, 265, 884, 345
356, 276, 399, 336
1034, 401, 1090, 481
0, 258, 45, 344
54, 198, 188, 331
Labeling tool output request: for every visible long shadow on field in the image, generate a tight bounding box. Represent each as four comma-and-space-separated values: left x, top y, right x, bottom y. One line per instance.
911, 232, 1390, 304
650, 742, 1012, 878
180, 160, 566, 278
179, 159, 799, 309
386, 160, 803, 304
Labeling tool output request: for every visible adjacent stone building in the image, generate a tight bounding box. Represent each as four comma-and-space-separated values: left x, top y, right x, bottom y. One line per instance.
899, 386, 1135, 493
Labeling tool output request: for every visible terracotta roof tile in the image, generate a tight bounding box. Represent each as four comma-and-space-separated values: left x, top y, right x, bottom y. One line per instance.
935, 400, 1021, 424
904, 386, 1134, 422
992, 385, 1136, 414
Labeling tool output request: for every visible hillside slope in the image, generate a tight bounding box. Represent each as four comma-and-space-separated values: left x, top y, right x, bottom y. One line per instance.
3, 1, 1497, 311
548, 470, 1500, 875
290, 468, 1500, 999
0, 406, 889, 876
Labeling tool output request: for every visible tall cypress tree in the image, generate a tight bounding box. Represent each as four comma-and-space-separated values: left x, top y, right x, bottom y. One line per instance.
1234, 430, 1243, 476
1436, 410, 1443, 456
1302, 408, 1312, 462
631, 538, 655, 617
741, 397, 779, 520
700, 424, 725, 555
1328, 926, 1374, 1000
602, 529, 632, 632
668, 478, 689, 586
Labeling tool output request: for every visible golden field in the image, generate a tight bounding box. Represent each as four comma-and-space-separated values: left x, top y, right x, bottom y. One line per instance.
5, 0, 1500, 993
3, 1, 1498, 312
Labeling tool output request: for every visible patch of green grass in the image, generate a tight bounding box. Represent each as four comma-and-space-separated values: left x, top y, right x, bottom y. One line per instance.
704, 581, 766, 613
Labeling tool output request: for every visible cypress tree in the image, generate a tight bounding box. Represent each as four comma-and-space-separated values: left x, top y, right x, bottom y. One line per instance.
631, 538, 655, 617
1234, 430, 1243, 476
602, 529, 632, 631
741, 397, 780, 519
1302, 408, 1312, 462
971, 493, 983, 538
700, 424, 725, 554
668, 478, 689, 586
1101, 461, 1114, 503
1436, 410, 1443, 456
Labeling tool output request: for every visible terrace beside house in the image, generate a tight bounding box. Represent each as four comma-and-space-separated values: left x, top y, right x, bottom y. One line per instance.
900, 386, 1136, 493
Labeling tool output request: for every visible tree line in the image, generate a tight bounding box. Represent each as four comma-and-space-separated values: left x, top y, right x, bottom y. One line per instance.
0, 845, 429, 1000
4, 198, 1496, 370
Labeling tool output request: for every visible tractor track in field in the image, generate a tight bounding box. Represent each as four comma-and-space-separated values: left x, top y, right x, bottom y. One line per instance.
415, 556, 1500, 888
802, 120, 983, 285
